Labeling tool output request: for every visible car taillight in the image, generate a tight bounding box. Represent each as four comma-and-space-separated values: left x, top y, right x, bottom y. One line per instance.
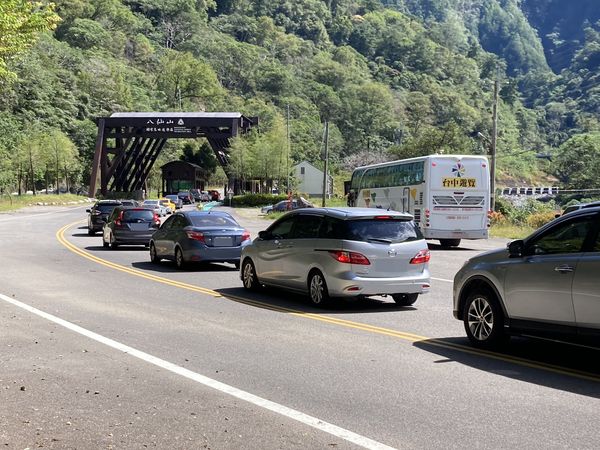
241, 231, 251, 242
410, 249, 430, 264
186, 231, 205, 242
153, 213, 160, 225
329, 250, 371, 265
374, 215, 392, 220
115, 211, 124, 226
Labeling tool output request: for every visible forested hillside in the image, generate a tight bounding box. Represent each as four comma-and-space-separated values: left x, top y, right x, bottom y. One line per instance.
0, 0, 598, 196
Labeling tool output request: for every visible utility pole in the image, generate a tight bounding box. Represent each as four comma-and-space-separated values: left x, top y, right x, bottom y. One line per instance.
321, 121, 329, 207
490, 79, 499, 211
286, 104, 290, 194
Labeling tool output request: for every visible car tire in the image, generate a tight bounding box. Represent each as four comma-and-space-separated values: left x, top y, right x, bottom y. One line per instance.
175, 247, 186, 270
241, 259, 260, 290
88, 228, 95, 236
110, 233, 119, 249
308, 270, 329, 306
149, 242, 161, 263
463, 290, 507, 349
392, 293, 418, 306
439, 239, 461, 248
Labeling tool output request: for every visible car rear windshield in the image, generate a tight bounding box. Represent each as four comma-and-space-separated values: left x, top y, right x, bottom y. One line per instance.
189, 215, 239, 227
122, 210, 154, 222
343, 218, 423, 243
96, 204, 119, 213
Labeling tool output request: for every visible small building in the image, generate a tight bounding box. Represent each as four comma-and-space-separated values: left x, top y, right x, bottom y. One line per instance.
293, 161, 333, 198
161, 161, 207, 195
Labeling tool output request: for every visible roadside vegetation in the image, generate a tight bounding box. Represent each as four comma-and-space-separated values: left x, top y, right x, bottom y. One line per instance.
1, 0, 599, 200
0, 193, 90, 212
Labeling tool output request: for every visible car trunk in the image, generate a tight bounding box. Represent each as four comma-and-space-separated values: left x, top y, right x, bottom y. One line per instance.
342, 217, 427, 278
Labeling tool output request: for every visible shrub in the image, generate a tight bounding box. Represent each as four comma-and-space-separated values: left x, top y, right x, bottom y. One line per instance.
494, 196, 515, 216
231, 193, 287, 207
489, 210, 507, 225
526, 211, 557, 229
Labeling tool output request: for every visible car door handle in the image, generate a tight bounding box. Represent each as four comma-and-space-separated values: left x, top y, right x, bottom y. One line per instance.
554, 265, 574, 273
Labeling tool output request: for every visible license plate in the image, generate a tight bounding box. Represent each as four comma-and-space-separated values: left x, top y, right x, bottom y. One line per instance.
213, 236, 233, 247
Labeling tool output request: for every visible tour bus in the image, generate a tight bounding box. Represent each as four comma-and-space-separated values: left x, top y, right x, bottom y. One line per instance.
346, 154, 490, 247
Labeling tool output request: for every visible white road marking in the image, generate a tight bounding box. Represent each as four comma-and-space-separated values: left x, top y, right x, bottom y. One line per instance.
431, 277, 453, 283
0, 292, 396, 450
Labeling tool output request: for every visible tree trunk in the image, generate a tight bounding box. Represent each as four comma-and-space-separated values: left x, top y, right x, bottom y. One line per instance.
29, 148, 36, 196
17, 165, 22, 196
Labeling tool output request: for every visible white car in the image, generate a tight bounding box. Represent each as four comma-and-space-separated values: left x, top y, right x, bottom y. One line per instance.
142, 199, 168, 217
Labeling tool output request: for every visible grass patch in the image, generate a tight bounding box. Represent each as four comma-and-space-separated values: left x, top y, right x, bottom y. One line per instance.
489, 223, 534, 240
0, 194, 91, 212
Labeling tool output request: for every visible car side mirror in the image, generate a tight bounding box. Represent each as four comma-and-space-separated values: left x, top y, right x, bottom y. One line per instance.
508, 240, 524, 257
258, 230, 271, 240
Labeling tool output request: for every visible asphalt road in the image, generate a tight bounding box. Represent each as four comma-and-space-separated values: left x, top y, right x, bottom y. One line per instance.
1, 205, 599, 449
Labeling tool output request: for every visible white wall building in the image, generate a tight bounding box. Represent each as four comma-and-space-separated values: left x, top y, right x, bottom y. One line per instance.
293, 161, 334, 198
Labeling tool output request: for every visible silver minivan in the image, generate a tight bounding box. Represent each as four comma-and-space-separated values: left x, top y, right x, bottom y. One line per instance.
453, 206, 600, 348
240, 208, 431, 306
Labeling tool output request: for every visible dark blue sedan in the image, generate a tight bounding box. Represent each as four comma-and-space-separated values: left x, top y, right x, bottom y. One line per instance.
149, 210, 251, 269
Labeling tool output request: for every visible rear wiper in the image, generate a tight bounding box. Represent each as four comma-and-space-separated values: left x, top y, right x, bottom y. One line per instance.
367, 238, 392, 244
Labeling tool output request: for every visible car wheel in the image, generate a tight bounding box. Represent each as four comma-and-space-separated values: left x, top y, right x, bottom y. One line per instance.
110, 233, 119, 249
392, 293, 418, 306
308, 270, 329, 306
463, 290, 507, 349
439, 239, 461, 248
88, 228, 95, 236
175, 247, 186, 270
241, 259, 260, 290
149, 242, 161, 263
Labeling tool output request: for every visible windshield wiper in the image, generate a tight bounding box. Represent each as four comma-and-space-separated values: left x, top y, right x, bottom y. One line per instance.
367, 238, 392, 244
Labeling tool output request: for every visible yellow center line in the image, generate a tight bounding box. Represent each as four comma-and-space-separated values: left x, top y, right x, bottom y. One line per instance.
56, 222, 220, 297
57, 221, 600, 383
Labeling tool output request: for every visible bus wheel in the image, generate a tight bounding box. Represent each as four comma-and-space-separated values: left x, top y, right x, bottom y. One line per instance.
439, 239, 461, 248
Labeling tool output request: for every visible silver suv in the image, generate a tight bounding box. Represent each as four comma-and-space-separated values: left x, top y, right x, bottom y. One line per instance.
240, 208, 431, 306
453, 206, 600, 348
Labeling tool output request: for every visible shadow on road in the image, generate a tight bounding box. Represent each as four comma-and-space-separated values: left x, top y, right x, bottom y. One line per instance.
131, 261, 238, 273
427, 243, 480, 252
216, 286, 416, 314
84, 245, 148, 252
413, 336, 600, 397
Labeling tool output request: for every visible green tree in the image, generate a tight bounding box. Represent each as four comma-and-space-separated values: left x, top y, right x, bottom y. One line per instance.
180, 141, 218, 175
42, 129, 80, 193
0, 0, 60, 81
554, 133, 600, 188
156, 50, 222, 110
